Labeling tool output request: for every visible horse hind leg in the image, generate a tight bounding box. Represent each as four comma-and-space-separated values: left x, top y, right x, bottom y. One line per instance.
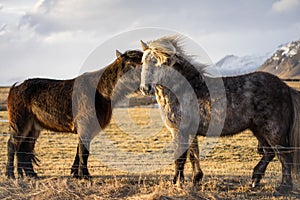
6, 137, 17, 179
17, 138, 38, 178
189, 137, 203, 186
251, 138, 275, 188
274, 146, 293, 195
253, 130, 293, 195
257, 141, 265, 155
17, 123, 40, 178
6, 123, 32, 179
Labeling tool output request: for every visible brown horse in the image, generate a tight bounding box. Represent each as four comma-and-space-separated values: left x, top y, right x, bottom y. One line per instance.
139, 36, 300, 195
6, 50, 143, 179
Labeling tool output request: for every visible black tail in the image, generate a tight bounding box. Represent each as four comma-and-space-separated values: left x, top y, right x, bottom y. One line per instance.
289, 88, 300, 180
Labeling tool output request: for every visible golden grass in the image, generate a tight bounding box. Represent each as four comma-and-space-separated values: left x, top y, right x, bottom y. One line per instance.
0, 108, 299, 199
0, 82, 300, 199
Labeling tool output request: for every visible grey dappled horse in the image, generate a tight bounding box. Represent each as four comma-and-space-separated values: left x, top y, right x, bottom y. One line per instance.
139, 36, 300, 195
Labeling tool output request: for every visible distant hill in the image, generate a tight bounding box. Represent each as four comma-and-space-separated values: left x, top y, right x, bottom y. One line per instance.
259, 39, 300, 79
0, 87, 9, 111
209, 39, 300, 79
209, 53, 271, 76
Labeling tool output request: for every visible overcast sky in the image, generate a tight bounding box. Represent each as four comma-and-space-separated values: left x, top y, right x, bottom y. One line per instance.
0, 0, 299, 85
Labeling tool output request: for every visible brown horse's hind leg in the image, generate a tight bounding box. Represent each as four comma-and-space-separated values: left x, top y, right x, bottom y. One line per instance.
17, 138, 38, 178
16, 125, 40, 179
6, 131, 27, 179
6, 137, 17, 179
189, 137, 203, 186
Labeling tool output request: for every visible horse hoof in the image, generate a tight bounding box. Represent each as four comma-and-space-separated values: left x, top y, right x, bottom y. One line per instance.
273, 190, 289, 196
273, 185, 292, 196
172, 177, 178, 184
251, 179, 261, 188
83, 175, 92, 180
192, 171, 203, 186
77, 170, 91, 180
71, 168, 78, 177
26, 173, 39, 180
6, 173, 15, 179
251, 173, 263, 188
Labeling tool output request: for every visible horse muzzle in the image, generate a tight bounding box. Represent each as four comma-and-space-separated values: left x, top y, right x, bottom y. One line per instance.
140, 84, 155, 96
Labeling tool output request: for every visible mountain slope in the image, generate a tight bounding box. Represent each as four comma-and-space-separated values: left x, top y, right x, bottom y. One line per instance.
259, 39, 300, 79
208, 53, 271, 77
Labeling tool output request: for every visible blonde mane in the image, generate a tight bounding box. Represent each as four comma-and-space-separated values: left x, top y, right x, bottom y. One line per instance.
146, 35, 206, 70
145, 35, 185, 64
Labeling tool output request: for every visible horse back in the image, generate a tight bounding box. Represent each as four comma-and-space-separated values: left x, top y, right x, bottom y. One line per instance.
7, 78, 75, 133
221, 71, 292, 135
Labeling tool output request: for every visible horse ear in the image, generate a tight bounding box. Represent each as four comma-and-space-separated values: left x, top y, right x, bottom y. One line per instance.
116, 50, 122, 58
140, 40, 149, 51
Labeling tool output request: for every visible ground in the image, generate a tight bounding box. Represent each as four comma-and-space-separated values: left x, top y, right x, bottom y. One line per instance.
0, 83, 300, 199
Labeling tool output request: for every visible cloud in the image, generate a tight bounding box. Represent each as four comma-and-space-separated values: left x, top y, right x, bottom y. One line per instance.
272, 0, 300, 12
20, 0, 139, 36
0, 0, 299, 85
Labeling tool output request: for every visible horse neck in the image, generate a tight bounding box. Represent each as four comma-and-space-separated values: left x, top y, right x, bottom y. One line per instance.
97, 61, 124, 99
173, 57, 206, 86
156, 57, 209, 100
97, 60, 137, 105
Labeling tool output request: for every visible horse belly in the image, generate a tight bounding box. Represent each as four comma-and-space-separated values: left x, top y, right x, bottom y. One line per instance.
219, 109, 250, 136
32, 104, 75, 133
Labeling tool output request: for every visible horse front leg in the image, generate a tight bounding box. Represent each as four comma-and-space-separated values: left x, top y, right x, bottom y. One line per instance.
78, 138, 91, 179
173, 132, 189, 185
71, 144, 79, 177
189, 137, 203, 185
173, 150, 188, 184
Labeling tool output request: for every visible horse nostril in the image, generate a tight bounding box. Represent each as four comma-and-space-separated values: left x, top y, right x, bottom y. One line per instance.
140, 84, 152, 95
147, 84, 152, 93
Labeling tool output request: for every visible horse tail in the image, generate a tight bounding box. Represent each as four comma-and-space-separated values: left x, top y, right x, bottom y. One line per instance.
7, 83, 17, 130
289, 88, 300, 179
8, 82, 20, 94
7, 82, 21, 110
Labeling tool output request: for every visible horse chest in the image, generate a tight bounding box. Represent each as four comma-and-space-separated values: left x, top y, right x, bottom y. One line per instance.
155, 89, 180, 127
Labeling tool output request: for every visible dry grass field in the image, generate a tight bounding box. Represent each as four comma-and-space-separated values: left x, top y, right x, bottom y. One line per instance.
0, 82, 300, 199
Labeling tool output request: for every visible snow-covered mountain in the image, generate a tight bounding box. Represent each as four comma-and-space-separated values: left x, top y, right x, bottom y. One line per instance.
208, 39, 300, 79
259, 39, 300, 79
208, 53, 271, 76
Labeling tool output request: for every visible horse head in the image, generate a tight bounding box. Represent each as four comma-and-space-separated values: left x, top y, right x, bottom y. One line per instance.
139, 37, 181, 95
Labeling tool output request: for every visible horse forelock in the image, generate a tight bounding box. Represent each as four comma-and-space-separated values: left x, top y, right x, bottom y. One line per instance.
146, 35, 206, 71
146, 35, 182, 64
